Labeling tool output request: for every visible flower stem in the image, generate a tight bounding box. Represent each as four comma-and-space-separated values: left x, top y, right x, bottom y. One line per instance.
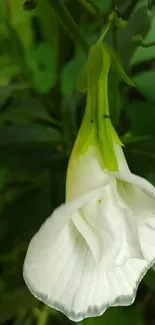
51, 0, 89, 54
112, 24, 118, 52
37, 306, 49, 325
132, 35, 155, 47
78, 0, 103, 21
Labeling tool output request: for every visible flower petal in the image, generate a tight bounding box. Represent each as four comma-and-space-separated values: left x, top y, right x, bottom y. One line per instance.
73, 183, 127, 265
24, 208, 153, 322
114, 144, 130, 173
108, 258, 153, 307
24, 148, 155, 321
115, 174, 155, 264
109, 170, 155, 199
23, 187, 104, 269
72, 181, 144, 264
72, 210, 104, 262
66, 147, 110, 201
23, 219, 89, 321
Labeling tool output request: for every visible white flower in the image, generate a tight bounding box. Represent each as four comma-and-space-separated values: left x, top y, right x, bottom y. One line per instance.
23, 38, 155, 322
23, 143, 155, 322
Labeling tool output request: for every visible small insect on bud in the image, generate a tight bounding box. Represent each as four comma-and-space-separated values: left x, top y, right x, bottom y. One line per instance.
22, 0, 38, 11
104, 114, 110, 119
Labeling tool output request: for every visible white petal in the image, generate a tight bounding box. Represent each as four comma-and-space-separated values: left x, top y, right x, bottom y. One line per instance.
76, 181, 145, 264
114, 144, 130, 173
71, 182, 127, 264
77, 182, 127, 265
136, 196, 155, 262
66, 146, 110, 201
72, 210, 103, 262
23, 187, 105, 288
109, 170, 155, 199
24, 160, 155, 321
23, 212, 154, 321
115, 174, 155, 264
108, 258, 153, 307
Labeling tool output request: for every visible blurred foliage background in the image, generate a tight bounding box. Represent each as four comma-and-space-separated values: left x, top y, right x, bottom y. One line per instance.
1, 0, 155, 324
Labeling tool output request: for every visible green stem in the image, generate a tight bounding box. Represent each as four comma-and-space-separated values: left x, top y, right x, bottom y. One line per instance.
51, 0, 89, 54
78, 0, 103, 21
37, 306, 49, 325
99, 20, 111, 42
132, 36, 155, 48
85, 0, 103, 16
112, 23, 118, 52
109, 11, 118, 52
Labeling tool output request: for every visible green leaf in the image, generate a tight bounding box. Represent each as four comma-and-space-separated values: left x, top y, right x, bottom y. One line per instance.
5, 21, 30, 78
126, 100, 155, 136
131, 15, 155, 66
0, 56, 19, 85
0, 170, 64, 247
97, 0, 111, 13
9, 0, 33, 47
0, 168, 9, 191
0, 97, 56, 125
132, 71, 155, 102
0, 125, 60, 149
143, 268, 155, 291
80, 305, 143, 325
61, 49, 86, 95
125, 137, 155, 177
0, 287, 37, 323
105, 44, 135, 87
37, 0, 54, 44
0, 146, 66, 170
51, 0, 89, 54
0, 122, 65, 170
0, 86, 13, 108
60, 91, 79, 151
0, 1, 6, 18
118, 4, 151, 67
26, 42, 57, 93
78, 0, 103, 20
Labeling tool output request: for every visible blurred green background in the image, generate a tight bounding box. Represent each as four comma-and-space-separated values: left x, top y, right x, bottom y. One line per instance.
1, 0, 155, 324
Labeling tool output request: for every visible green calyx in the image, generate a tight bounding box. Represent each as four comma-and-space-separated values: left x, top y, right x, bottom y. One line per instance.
76, 43, 120, 171
76, 20, 133, 171
96, 46, 119, 171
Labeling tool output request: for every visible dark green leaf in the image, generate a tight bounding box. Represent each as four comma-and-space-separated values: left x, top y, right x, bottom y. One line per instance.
26, 42, 57, 92
0, 125, 60, 148
0, 86, 13, 108
51, 0, 89, 53
143, 268, 155, 291
118, 4, 151, 67
81, 305, 143, 325
126, 100, 155, 136
106, 44, 134, 86
125, 137, 155, 177
133, 71, 155, 102
131, 15, 155, 66
0, 97, 56, 126
0, 287, 37, 322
